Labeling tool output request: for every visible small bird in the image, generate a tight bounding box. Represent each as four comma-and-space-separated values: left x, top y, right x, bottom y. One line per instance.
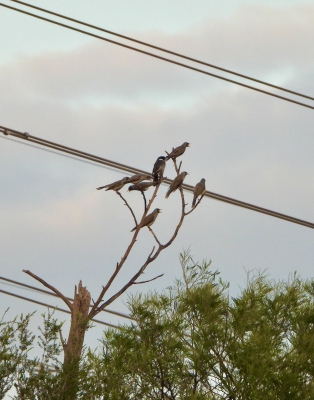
130, 208, 162, 232
127, 173, 153, 185
97, 177, 129, 192
152, 156, 166, 182
128, 181, 156, 192
165, 171, 188, 198
166, 142, 190, 160
192, 178, 206, 208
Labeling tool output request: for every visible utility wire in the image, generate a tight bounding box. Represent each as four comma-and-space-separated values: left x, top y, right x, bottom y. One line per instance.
1, 125, 314, 230
9, 0, 314, 103
0, 288, 119, 328
0, 276, 135, 321
1, 3, 314, 111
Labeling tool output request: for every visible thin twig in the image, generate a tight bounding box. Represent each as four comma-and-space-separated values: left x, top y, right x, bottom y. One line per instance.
148, 227, 162, 246
133, 273, 164, 284
178, 160, 182, 173
140, 189, 147, 212
96, 246, 156, 312
117, 191, 137, 226
23, 270, 73, 311
89, 184, 161, 318
184, 194, 204, 216
58, 328, 66, 350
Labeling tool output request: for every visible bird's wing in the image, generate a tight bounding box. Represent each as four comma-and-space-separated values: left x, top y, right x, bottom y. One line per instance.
142, 212, 155, 227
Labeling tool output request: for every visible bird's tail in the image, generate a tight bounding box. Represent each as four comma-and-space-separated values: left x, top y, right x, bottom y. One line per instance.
96, 185, 107, 190
192, 195, 197, 208
165, 189, 171, 199
130, 226, 137, 232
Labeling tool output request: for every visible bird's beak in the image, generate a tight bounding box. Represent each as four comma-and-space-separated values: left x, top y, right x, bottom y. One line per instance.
158, 209, 162, 213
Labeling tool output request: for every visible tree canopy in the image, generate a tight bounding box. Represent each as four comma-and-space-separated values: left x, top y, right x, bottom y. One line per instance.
2, 252, 314, 399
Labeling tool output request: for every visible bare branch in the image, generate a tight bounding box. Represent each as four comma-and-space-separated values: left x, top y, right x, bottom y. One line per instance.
89, 184, 161, 318
95, 246, 156, 313
148, 227, 161, 246
117, 191, 137, 226
59, 328, 66, 350
133, 273, 164, 285
184, 194, 205, 216
178, 160, 182, 173
140, 189, 147, 212
23, 270, 73, 311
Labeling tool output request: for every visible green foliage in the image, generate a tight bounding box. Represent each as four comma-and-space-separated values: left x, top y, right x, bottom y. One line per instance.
0, 310, 63, 400
2, 252, 314, 399
81, 251, 314, 399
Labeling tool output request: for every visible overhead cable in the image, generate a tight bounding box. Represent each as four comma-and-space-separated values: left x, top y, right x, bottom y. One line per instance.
9, 0, 314, 103
1, 3, 314, 111
0, 288, 119, 328
1, 125, 314, 230
0, 275, 135, 321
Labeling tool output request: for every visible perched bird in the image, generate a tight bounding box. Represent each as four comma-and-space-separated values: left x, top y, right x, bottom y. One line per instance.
97, 177, 129, 192
128, 173, 153, 185
165, 171, 188, 198
152, 156, 166, 182
166, 142, 190, 160
192, 178, 206, 208
130, 208, 162, 232
128, 181, 156, 192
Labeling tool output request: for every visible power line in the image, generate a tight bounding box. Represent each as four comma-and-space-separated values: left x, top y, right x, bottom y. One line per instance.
1, 3, 314, 111
0, 288, 119, 328
9, 0, 314, 103
1, 125, 314, 230
0, 275, 135, 321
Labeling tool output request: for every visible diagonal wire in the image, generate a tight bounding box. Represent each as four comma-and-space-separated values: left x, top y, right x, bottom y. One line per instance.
9, 0, 314, 102
1, 125, 314, 230
1, 2, 314, 111
0, 276, 135, 320
0, 288, 120, 328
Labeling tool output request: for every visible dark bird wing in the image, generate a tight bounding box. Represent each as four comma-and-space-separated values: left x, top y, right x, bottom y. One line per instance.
152, 158, 166, 182
128, 181, 155, 192
165, 172, 187, 198
192, 179, 206, 207
97, 178, 123, 190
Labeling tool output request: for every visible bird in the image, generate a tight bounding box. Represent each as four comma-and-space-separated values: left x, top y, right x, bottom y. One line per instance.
152, 156, 166, 182
128, 181, 157, 192
166, 142, 190, 160
97, 177, 129, 192
130, 208, 162, 232
165, 171, 188, 198
192, 178, 206, 208
127, 173, 153, 185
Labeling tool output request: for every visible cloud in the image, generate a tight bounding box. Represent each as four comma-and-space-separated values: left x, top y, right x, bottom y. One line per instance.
1, 3, 314, 106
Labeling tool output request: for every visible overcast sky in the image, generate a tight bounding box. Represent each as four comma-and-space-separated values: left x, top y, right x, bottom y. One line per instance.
0, 0, 314, 351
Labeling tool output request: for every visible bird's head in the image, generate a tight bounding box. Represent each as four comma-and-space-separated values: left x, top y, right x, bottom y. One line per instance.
158, 156, 166, 160
156, 208, 162, 213
183, 142, 190, 147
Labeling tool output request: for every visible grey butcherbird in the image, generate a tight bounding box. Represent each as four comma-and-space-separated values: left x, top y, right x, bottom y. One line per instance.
128, 173, 153, 185
130, 208, 162, 232
152, 156, 166, 182
97, 176, 129, 192
192, 178, 206, 208
128, 181, 157, 192
166, 142, 190, 160
165, 171, 188, 198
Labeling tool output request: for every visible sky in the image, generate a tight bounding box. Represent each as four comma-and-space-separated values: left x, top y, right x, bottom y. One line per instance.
0, 0, 314, 359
